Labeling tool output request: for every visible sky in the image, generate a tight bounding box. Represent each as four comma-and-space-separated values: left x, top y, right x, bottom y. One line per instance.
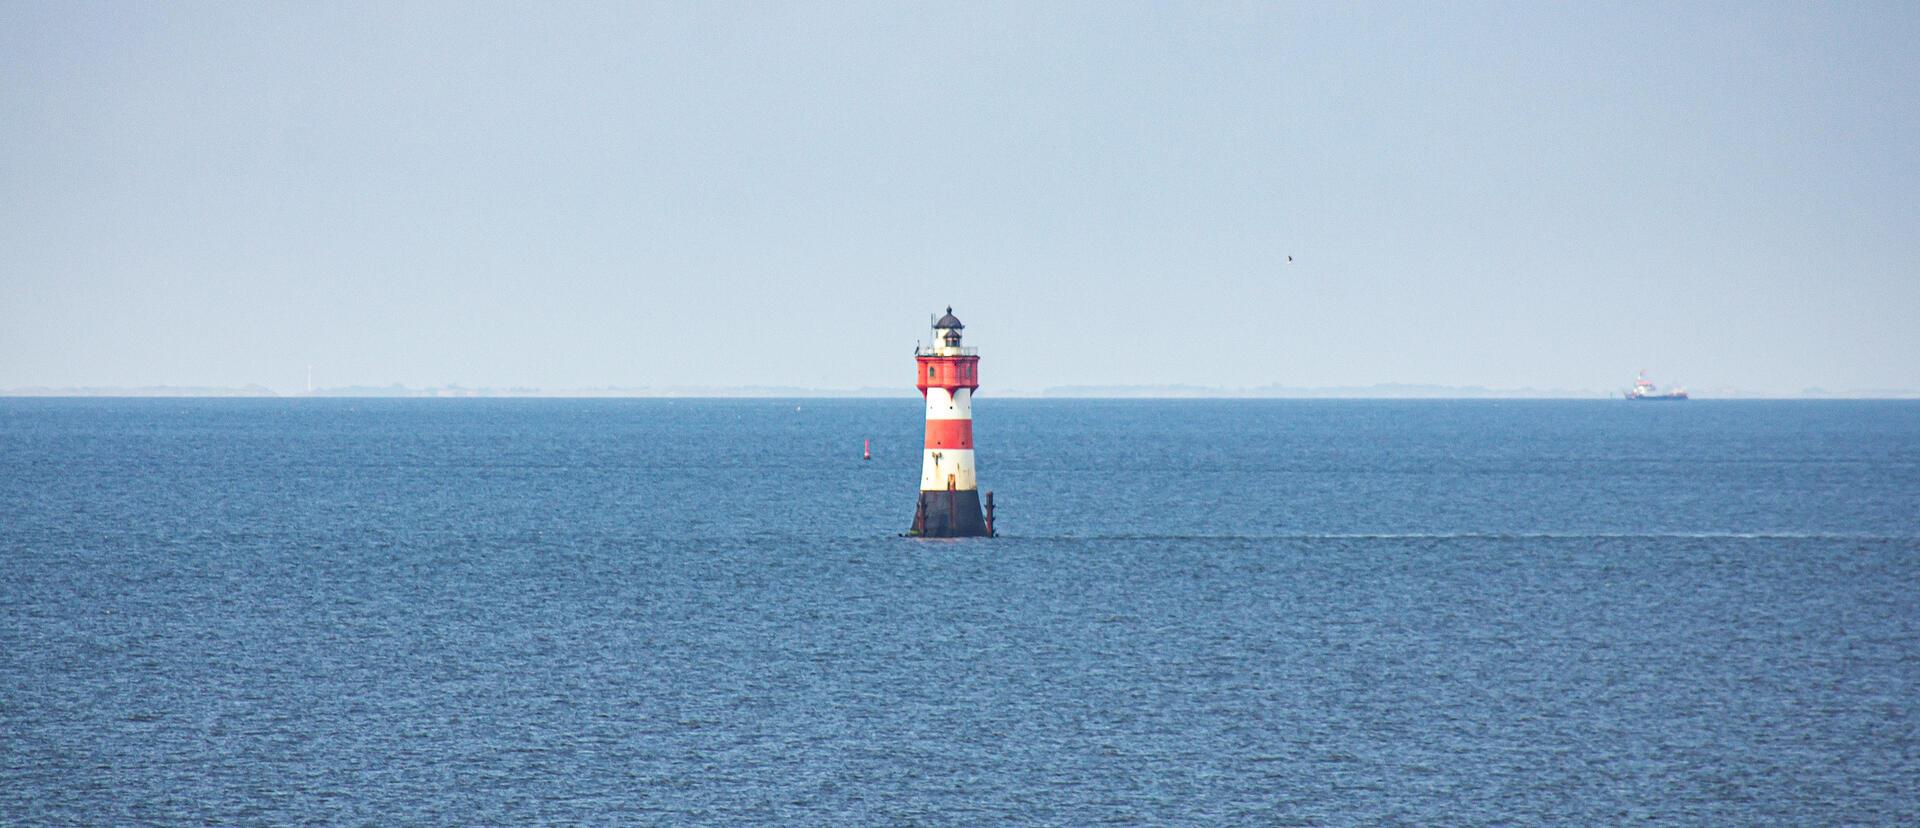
2, 2, 1916, 394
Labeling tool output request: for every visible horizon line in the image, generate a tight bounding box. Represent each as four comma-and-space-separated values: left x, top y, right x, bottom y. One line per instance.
4, 383, 1919, 401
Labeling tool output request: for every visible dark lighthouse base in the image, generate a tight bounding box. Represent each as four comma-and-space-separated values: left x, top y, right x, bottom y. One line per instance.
908, 489, 993, 537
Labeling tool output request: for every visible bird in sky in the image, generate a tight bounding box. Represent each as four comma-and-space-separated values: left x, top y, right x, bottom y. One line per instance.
1286, 255, 1294, 264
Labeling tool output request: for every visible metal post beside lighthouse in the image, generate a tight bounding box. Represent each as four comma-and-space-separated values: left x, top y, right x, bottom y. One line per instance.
908, 307, 993, 537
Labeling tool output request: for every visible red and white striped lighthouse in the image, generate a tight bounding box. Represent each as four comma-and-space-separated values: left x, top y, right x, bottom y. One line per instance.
909, 307, 994, 537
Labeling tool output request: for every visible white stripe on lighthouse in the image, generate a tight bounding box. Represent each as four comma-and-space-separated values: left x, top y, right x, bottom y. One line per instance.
920, 448, 977, 492
923, 387, 972, 420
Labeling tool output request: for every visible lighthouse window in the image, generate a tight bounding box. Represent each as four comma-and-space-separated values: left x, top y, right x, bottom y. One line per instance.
928, 366, 935, 378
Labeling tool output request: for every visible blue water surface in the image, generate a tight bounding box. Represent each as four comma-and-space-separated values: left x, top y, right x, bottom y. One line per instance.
3, 398, 1917, 824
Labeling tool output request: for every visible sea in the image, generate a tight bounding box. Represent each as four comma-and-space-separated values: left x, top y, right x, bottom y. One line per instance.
3, 398, 1916, 824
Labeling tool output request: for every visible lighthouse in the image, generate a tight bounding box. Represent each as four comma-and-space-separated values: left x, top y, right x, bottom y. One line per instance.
909, 307, 994, 537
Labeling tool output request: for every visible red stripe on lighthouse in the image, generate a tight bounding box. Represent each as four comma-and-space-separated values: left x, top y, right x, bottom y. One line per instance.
924, 418, 973, 449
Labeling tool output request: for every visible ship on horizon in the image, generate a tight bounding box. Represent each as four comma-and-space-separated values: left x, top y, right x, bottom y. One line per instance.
1626, 371, 1688, 401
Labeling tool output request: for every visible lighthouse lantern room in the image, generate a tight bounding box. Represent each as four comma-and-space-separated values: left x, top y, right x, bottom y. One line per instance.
909, 307, 993, 537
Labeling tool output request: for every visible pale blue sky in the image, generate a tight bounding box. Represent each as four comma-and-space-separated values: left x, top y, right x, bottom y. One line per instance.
3, 2, 1916, 393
